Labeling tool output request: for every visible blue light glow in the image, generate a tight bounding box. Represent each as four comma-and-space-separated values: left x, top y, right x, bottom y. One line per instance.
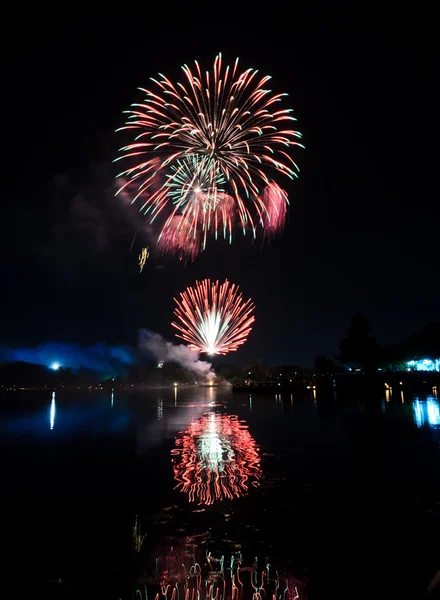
413, 397, 440, 428
407, 359, 440, 372
0, 342, 137, 377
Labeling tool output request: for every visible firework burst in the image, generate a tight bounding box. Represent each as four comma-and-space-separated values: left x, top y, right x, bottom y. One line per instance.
172, 279, 255, 355
115, 53, 303, 248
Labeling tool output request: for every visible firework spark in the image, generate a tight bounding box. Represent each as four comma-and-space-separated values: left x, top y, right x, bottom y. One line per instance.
172, 279, 255, 355
171, 412, 261, 505
139, 246, 149, 271
115, 53, 303, 249
262, 183, 288, 235
162, 155, 236, 249
157, 215, 200, 260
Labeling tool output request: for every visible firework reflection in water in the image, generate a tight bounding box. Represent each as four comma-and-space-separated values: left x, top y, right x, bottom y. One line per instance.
171, 413, 261, 505
135, 546, 304, 600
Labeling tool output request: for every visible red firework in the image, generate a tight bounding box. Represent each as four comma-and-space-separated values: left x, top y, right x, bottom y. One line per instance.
172, 279, 255, 355
171, 413, 261, 505
115, 53, 303, 251
157, 215, 200, 260
193, 193, 236, 248
262, 183, 288, 235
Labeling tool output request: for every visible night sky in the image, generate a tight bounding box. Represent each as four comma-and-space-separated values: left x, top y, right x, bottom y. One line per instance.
3, 6, 439, 367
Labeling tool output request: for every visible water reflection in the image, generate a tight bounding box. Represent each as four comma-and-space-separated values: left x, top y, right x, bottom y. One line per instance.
142, 544, 304, 600
413, 397, 440, 427
171, 412, 261, 505
49, 391, 56, 430
135, 391, 225, 452
157, 398, 163, 421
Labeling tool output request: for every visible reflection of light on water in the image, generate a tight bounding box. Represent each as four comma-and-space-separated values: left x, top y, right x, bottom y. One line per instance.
200, 413, 232, 469
150, 548, 304, 600
413, 397, 440, 427
171, 413, 261, 505
209, 386, 214, 401
50, 392, 56, 430
174, 386, 177, 406
427, 400, 440, 426
157, 398, 163, 421
111, 389, 114, 407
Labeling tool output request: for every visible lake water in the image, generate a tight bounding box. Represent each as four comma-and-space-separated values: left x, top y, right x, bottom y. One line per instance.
2, 386, 440, 599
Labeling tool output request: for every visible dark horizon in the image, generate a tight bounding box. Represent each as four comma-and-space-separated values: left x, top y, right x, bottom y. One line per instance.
3, 6, 439, 366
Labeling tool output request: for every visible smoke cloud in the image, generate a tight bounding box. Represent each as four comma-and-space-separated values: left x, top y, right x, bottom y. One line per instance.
138, 329, 215, 381
0, 330, 216, 381
0, 342, 137, 377
34, 165, 158, 282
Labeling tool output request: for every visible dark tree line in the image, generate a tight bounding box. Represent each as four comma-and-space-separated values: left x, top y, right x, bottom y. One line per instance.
2, 318, 438, 386
315, 315, 440, 373
0, 362, 98, 386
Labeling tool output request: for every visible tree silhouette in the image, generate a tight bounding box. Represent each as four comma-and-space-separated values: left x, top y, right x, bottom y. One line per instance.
337, 314, 382, 370
215, 363, 242, 381
315, 355, 342, 375
245, 362, 268, 382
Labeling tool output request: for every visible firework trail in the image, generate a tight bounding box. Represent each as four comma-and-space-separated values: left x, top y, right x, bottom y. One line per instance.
172, 279, 255, 355
115, 53, 303, 250
171, 413, 261, 505
139, 246, 149, 271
